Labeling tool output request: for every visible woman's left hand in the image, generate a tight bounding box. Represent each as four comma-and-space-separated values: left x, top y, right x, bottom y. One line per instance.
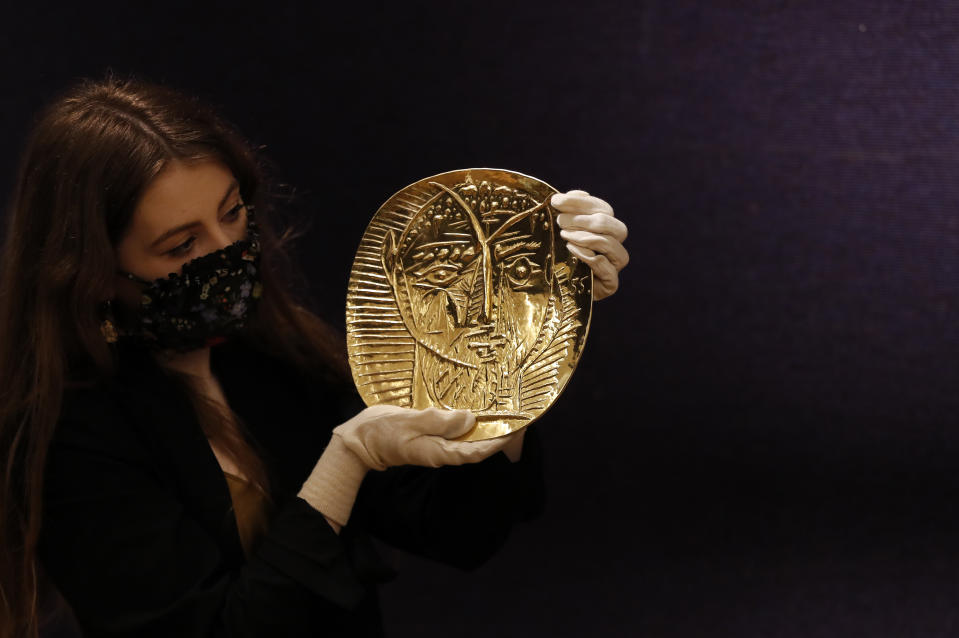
551, 190, 629, 300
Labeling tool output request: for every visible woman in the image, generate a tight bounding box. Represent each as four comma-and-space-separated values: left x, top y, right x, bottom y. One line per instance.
0, 77, 629, 637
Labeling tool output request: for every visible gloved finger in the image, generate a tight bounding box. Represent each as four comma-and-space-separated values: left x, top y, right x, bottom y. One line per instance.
550, 191, 615, 216
560, 229, 630, 271
432, 436, 513, 464
405, 406, 477, 438
398, 435, 498, 467
567, 243, 620, 300
569, 243, 597, 258
358, 403, 408, 418
499, 429, 526, 461
555, 212, 628, 242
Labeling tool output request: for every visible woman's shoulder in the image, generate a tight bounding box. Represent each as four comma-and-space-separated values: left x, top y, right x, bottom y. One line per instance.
50, 389, 143, 482
56, 347, 178, 454
59, 376, 124, 434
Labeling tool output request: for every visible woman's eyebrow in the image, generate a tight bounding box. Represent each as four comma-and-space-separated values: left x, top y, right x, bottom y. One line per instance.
149, 182, 240, 249
218, 181, 239, 210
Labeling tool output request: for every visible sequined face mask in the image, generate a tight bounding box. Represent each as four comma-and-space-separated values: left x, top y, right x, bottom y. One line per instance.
118, 210, 262, 352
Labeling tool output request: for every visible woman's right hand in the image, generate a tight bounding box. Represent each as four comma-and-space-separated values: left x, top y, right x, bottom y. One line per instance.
333, 404, 508, 470
298, 404, 513, 529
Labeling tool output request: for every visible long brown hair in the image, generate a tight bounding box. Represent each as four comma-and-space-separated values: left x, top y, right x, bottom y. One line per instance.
0, 76, 350, 638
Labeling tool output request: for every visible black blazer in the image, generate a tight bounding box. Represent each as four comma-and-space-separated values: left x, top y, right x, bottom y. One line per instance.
40, 339, 544, 638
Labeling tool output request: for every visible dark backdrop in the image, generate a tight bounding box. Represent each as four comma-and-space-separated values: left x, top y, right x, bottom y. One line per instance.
5, 2, 959, 636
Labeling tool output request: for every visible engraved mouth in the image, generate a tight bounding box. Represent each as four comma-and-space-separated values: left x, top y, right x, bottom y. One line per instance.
463, 325, 507, 363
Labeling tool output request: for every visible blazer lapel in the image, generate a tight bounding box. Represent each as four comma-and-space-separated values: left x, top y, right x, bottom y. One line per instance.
211, 341, 333, 497
117, 346, 245, 566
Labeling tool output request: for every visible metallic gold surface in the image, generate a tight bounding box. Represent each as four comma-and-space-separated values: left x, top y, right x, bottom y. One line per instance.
346, 169, 592, 441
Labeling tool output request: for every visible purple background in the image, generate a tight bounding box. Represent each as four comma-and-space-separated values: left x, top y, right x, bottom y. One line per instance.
5, 2, 959, 636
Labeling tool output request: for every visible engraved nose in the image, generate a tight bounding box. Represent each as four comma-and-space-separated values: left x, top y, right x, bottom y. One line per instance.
466, 277, 491, 326
465, 252, 494, 326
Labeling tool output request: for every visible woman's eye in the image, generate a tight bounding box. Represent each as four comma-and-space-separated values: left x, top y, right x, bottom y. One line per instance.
168, 236, 196, 257
222, 202, 244, 222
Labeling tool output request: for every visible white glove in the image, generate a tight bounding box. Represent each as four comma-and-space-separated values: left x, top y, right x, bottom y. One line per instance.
333, 404, 510, 470
298, 405, 512, 527
551, 190, 629, 300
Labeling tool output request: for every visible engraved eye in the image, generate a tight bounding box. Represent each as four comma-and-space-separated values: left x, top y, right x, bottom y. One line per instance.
424, 266, 459, 286
508, 257, 533, 285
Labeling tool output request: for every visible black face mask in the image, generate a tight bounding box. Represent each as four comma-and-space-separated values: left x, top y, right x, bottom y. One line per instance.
118, 212, 262, 352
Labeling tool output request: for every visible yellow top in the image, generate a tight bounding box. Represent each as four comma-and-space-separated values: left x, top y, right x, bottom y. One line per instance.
223, 473, 272, 557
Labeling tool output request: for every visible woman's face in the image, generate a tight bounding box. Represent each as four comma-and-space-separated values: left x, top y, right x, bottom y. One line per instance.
115, 159, 248, 282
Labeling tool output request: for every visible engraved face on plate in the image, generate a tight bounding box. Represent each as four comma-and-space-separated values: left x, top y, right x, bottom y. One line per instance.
347, 169, 592, 440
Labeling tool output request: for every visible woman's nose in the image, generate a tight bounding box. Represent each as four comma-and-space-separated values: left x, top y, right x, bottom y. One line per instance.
208, 223, 235, 252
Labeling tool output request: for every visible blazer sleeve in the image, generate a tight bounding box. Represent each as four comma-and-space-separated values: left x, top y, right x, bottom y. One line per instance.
348, 424, 546, 570
40, 389, 375, 638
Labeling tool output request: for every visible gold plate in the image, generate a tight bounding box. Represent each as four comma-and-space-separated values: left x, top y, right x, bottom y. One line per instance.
346, 169, 592, 441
